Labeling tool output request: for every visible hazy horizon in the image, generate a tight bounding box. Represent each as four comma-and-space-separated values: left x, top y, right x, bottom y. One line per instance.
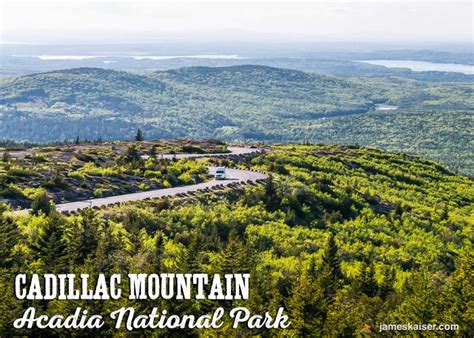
1, 1, 472, 47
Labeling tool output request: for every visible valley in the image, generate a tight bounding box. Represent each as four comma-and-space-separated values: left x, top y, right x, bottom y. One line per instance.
1, 65, 472, 175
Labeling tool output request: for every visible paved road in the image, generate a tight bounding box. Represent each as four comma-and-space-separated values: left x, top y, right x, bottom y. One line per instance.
14, 147, 267, 215
54, 167, 266, 213
158, 146, 261, 159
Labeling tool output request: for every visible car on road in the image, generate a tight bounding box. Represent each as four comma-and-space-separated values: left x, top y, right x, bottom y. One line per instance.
215, 167, 227, 180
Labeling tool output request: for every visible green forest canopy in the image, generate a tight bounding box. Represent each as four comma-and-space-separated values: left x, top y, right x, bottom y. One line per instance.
1, 145, 472, 335
0, 65, 472, 175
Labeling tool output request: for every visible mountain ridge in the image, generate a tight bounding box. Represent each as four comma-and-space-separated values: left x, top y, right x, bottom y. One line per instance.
0, 65, 472, 175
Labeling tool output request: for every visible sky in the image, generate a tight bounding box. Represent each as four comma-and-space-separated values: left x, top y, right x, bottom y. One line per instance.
1, 0, 473, 45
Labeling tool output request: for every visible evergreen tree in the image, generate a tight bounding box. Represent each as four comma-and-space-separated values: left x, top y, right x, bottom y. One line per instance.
438, 251, 474, 335
1, 151, 11, 163
135, 128, 144, 141
0, 215, 21, 268
150, 144, 158, 157
318, 232, 343, 314
360, 263, 378, 297
121, 144, 142, 168
390, 269, 438, 324
185, 231, 203, 273
67, 209, 100, 265
323, 287, 382, 336
153, 232, 164, 272
219, 230, 249, 274
378, 266, 396, 300
263, 174, 280, 211
30, 213, 67, 270
122, 210, 147, 256
94, 220, 123, 272
0, 175, 7, 190
288, 264, 325, 336
0, 270, 24, 336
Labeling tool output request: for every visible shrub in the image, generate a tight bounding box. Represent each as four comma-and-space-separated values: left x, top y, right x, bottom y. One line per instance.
178, 172, 195, 185
74, 152, 95, 163
144, 170, 162, 179
31, 153, 49, 163
7, 167, 34, 178
68, 171, 85, 180
180, 145, 205, 154
79, 162, 121, 177
23, 187, 47, 200
0, 184, 25, 199
138, 183, 149, 191
31, 192, 53, 215
93, 188, 106, 198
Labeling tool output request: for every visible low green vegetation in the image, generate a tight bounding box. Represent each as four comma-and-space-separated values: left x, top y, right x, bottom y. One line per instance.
0, 139, 215, 208
1, 145, 472, 335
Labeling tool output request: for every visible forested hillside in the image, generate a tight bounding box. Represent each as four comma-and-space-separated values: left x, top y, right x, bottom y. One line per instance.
0, 66, 472, 174
1, 145, 472, 335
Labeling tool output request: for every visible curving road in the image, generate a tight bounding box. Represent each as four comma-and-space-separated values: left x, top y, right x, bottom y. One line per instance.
14, 147, 268, 215
159, 146, 262, 159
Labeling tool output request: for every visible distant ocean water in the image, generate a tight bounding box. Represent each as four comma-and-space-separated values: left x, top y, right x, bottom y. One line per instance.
358, 60, 473, 75
13, 54, 246, 61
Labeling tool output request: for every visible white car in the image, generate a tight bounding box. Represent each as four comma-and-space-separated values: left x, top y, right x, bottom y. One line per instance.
215, 167, 227, 180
